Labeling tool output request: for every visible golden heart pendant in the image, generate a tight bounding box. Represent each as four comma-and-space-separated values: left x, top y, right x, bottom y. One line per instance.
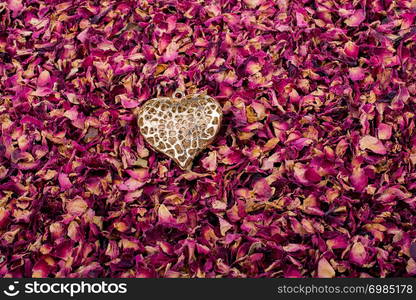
137, 90, 223, 170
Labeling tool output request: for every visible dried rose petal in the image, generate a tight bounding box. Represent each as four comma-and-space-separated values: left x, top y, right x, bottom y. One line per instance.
359, 135, 387, 155
344, 9, 366, 27
344, 41, 359, 59
377, 123, 392, 140
349, 67, 366, 81
317, 258, 335, 278
0, 0, 414, 279
349, 242, 368, 265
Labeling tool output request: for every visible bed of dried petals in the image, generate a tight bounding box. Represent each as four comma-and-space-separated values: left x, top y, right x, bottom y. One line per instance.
0, 0, 416, 278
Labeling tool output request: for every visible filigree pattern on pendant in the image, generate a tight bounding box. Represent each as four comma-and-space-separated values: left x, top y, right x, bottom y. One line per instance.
138, 91, 222, 170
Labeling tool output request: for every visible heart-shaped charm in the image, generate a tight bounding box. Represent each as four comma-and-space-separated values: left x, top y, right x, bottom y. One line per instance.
137, 90, 222, 170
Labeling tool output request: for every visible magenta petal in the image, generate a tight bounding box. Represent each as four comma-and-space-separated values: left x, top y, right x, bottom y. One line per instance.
1, 0, 414, 279
345, 9, 366, 27
349, 242, 368, 265
58, 173, 72, 190
253, 178, 273, 200
317, 258, 335, 278
243, 0, 264, 8
349, 67, 365, 81
304, 167, 321, 183
37, 70, 51, 87
350, 167, 368, 192
378, 123, 392, 140
344, 41, 359, 58
359, 135, 387, 154
7, 0, 23, 17
246, 60, 262, 75
158, 204, 176, 225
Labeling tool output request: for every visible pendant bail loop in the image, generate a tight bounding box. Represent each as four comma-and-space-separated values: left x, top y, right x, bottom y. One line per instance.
173, 89, 185, 100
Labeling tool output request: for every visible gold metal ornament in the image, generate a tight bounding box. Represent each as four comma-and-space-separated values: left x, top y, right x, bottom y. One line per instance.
137, 90, 223, 170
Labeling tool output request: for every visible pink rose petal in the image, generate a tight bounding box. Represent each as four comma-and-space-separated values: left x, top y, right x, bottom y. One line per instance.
317, 258, 335, 278
344, 41, 359, 58
378, 123, 392, 140
37, 70, 51, 87
359, 135, 387, 155
345, 9, 366, 27
58, 173, 72, 191
349, 242, 368, 265
349, 67, 365, 81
